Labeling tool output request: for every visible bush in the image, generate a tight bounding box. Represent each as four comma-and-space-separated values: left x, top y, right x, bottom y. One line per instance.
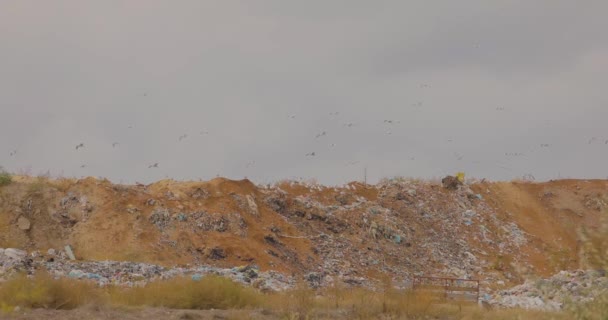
108, 275, 263, 310
0, 168, 11, 186
0, 274, 263, 313
0, 273, 102, 310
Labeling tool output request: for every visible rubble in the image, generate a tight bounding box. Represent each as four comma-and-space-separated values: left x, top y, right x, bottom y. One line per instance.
149, 208, 171, 230
0, 247, 293, 291
17, 216, 31, 230
442, 175, 462, 190
489, 270, 608, 311
3, 248, 26, 260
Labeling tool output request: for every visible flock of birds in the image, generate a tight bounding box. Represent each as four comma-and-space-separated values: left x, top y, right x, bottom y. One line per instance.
4, 105, 608, 181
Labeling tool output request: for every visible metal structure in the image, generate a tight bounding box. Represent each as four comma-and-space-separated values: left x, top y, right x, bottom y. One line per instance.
413, 276, 479, 302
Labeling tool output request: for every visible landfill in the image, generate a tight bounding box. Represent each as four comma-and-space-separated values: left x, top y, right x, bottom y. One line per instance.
0, 175, 607, 303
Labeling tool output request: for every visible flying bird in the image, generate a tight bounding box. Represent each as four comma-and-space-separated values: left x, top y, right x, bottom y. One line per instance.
75, 143, 84, 150
305, 152, 316, 157
329, 112, 339, 116
148, 163, 159, 168
80, 164, 86, 168
505, 152, 525, 157
178, 134, 187, 142
343, 123, 356, 128
112, 142, 119, 148
288, 115, 296, 119
200, 130, 209, 135
9, 150, 17, 156
315, 131, 327, 139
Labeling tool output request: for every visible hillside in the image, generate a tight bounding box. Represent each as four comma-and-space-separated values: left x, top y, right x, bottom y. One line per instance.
1, 176, 607, 292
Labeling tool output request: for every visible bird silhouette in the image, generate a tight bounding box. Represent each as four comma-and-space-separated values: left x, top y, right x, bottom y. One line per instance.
9, 150, 17, 156
315, 131, 327, 139
148, 163, 159, 168
112, 142, 119, 148
178, 134, 187, 142
80, 164, 86, 168
75, 143, 84, 150
305, 152, 316, 157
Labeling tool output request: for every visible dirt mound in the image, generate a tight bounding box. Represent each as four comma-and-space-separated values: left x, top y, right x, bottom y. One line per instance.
0, 176, 606, 290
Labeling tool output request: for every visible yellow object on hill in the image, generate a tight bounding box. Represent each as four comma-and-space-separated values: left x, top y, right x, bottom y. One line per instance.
456, 172, 465, 182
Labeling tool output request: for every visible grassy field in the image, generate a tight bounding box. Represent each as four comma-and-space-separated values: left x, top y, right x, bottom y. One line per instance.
1, 273, 604, 319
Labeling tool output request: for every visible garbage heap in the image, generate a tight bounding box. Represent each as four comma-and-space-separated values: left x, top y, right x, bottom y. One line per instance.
489, 270, 608, 311
0, 247, 293, 292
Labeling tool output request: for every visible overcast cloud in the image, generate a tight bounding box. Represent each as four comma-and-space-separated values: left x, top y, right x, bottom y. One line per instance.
1, 0, 607, 185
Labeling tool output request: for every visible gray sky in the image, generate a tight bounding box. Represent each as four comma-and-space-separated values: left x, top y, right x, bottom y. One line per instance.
1, 0, 607, 185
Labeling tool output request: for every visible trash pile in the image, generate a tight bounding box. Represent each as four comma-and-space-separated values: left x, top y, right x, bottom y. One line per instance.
0, 248, 32, 276
261, 177, 530, 290
489, 270, 608, 311
0, 247, 294, 292
2, 175, 606, 304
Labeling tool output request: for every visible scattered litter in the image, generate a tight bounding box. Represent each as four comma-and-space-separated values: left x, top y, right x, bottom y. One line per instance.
64, 245, 76, 261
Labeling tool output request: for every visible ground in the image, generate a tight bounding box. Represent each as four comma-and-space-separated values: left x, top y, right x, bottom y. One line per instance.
3, 307, 273, 320
1, 176, 607, 297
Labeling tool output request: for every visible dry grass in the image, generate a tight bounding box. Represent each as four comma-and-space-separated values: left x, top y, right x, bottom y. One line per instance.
579, 213, 608, 269
108, 275, 263, 310
0, 273, 262, 314
0, 273, 102, 312
0, 273, 603, 319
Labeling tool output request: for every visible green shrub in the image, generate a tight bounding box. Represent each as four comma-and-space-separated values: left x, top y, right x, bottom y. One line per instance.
0, 168, 11, 186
